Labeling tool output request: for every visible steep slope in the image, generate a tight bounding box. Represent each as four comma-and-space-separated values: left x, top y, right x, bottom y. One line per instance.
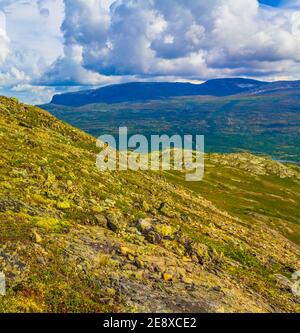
1, 97, 300, 313
49, 79, 267, 107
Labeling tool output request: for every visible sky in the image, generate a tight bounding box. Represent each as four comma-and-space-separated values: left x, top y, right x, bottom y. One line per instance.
1, 0, 300, 104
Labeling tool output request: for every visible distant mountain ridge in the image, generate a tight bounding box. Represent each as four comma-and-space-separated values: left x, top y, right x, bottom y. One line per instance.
49, 78, 300, 107
50, 78, 268, 107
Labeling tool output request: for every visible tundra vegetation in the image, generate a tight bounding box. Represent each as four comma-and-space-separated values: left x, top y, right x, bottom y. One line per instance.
0, 97, 300, 313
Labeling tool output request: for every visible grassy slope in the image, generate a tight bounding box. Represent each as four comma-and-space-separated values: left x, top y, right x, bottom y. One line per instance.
165, 153, 300, 245
1, 97, 300, 313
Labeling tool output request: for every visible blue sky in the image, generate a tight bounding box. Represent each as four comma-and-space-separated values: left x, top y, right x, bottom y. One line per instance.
1, 0, 300, 104
259, 0, 282, 6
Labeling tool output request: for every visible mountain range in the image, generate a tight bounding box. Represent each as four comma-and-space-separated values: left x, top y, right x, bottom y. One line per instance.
50, 78, 300, 107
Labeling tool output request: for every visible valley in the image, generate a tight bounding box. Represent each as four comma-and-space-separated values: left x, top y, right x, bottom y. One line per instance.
43, 92, 300, 163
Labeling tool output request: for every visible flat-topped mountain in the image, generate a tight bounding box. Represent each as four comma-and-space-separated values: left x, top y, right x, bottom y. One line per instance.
50, 78, 268, 107
49, 78, 300, 107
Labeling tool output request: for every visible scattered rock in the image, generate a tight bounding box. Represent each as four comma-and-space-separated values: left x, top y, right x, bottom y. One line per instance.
107, 215, 121, 233
181, 215, 192, 223
210, 153, 299, 179
0, 199, 23, 213
105, 199, 116, 208
136, 218, 153, 234
134, 259, 145, 269
184, 241, 210, 265
120, 246, 135, 257
162, 273, 173, 282
146, 231, 162, 245
136, 218, 176, 243
209, 249, 224, 265
119, 246, 136, 261
92, 205, 104, 214
155, 224, 176, 239
36, 256, 46, 265
95, 214, 108, 228
32, 229, 42, 243
159, 202, 177, 218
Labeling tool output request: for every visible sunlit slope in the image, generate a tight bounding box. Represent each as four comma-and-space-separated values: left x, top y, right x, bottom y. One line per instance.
165, 153, 300, 245
1, 97, 300, 313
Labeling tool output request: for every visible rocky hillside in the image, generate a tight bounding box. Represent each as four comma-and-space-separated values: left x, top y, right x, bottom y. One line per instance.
0, 96, 300, 313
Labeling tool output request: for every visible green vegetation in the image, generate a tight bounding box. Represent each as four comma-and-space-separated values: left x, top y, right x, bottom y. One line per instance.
165, 153, 300, 245
1, 96, 300, 313
43, 92, 300, 163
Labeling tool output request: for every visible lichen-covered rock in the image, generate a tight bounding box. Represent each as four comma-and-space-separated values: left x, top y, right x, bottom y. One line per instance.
136, 218, 153, 234
159, 202, 178, 218
31, 229, 42, 243
95, 214, 108, 228
146, 231, 162, 245
162, 273, 173, 282
106, 215, 123, 233
210, 153, 300, 179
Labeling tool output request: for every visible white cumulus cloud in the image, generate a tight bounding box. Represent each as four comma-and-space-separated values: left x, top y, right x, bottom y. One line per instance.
46, 0, 300, 82
0, 10, 9, 64
2, 0, 300, 103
